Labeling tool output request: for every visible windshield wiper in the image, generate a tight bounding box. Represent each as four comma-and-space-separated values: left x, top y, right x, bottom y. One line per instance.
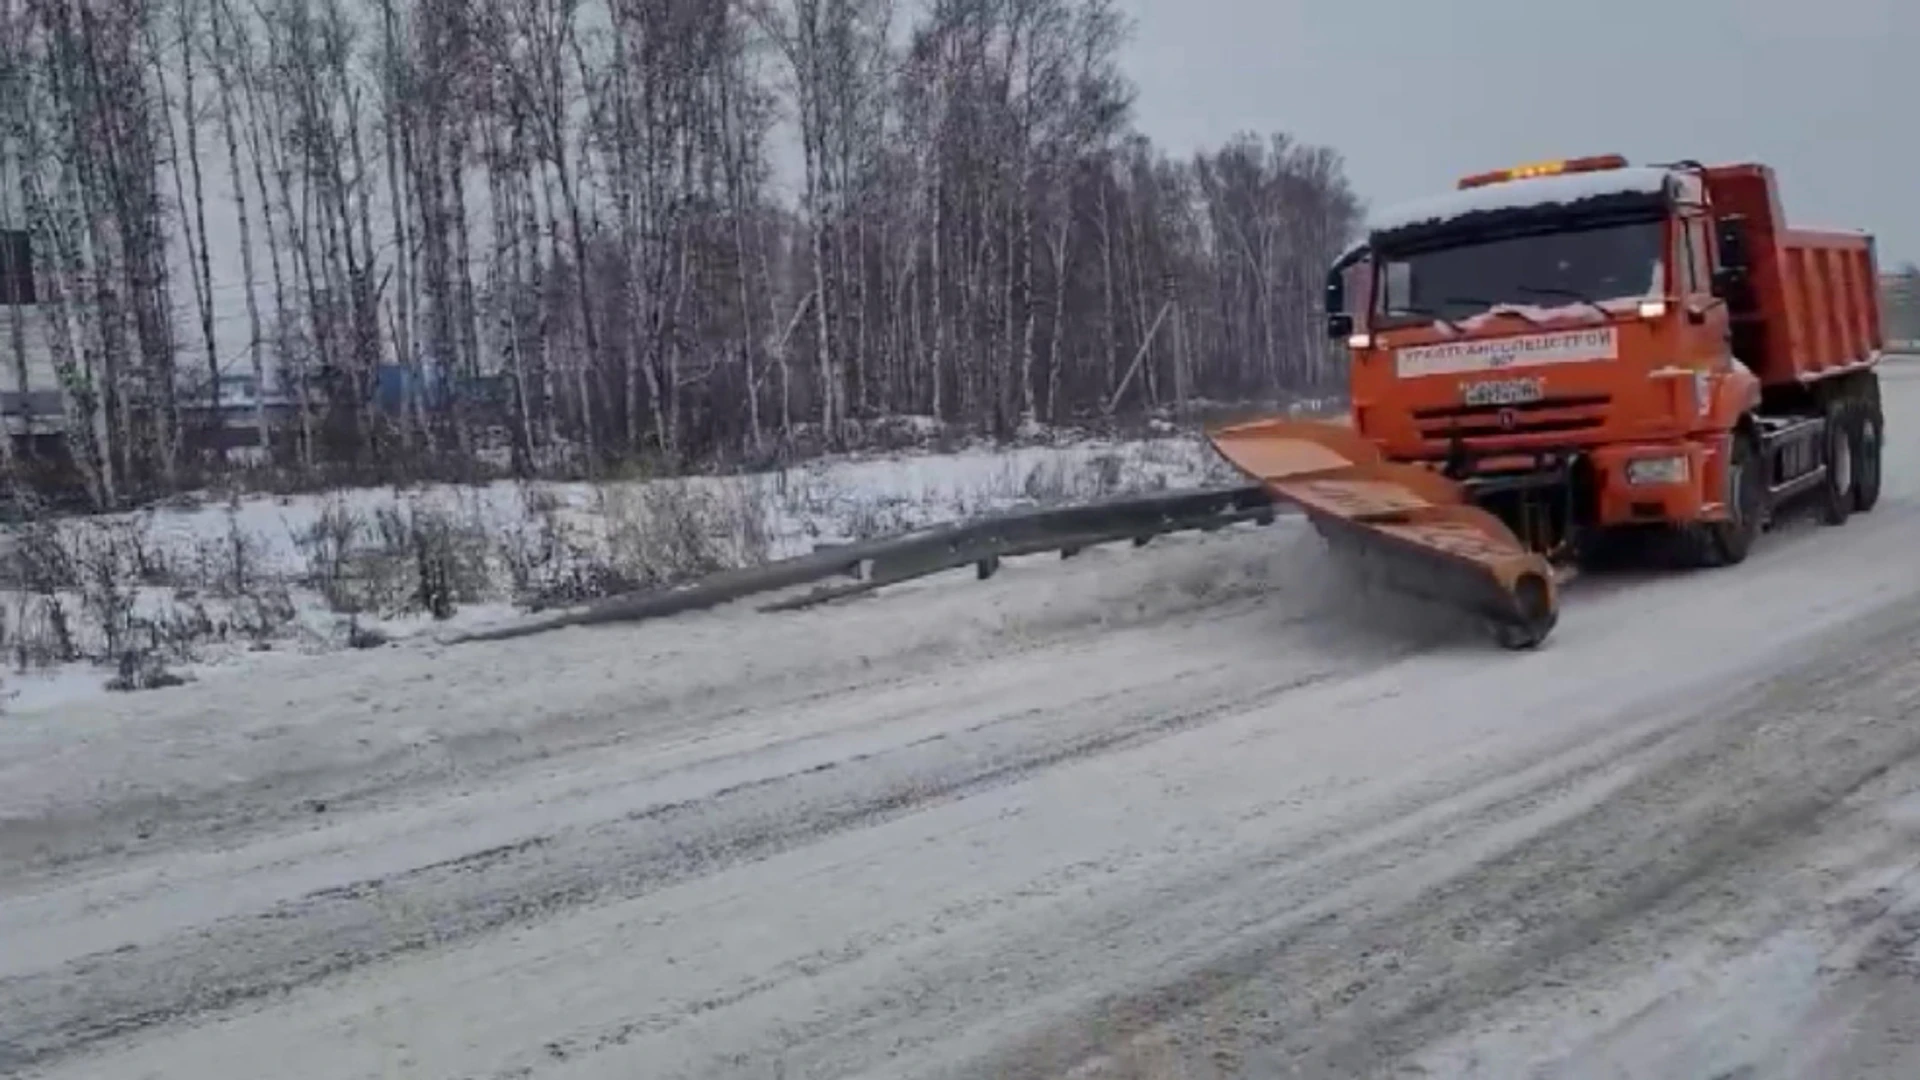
1517, 285, 1611, 320
1441, 296, 1547, 328
1389, 304, 1466, 334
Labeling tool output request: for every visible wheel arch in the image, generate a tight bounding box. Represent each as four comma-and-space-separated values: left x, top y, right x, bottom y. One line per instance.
1708, 360, 1764, 431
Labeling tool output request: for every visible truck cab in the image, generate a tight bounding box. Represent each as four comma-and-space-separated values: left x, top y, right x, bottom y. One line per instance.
1330, 155, 1748, 459
1326, 157, 1749, 558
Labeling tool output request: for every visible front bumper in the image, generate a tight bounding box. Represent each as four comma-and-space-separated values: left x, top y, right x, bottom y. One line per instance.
1453, 440, 1716, 527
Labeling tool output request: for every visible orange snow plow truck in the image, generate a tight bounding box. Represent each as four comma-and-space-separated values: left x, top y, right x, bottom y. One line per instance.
1207, 155, 1886, 649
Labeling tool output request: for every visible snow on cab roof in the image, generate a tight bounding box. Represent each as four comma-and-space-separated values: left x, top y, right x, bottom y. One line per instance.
1367, 165, 1674, 237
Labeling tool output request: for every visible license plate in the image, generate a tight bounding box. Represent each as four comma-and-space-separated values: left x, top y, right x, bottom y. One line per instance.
1460, 377, 1545, 407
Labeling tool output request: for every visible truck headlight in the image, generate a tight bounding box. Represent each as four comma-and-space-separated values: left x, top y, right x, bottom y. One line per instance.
1625, 455, 1688, 485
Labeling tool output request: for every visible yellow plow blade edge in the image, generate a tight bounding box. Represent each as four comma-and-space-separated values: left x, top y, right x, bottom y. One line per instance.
1206, 417, 1559, 649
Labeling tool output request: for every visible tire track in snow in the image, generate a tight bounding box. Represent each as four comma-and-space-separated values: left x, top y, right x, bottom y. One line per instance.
0, 597, 1400, 1071
502, 676, 1706, 1078
980, 597, 1920, 1080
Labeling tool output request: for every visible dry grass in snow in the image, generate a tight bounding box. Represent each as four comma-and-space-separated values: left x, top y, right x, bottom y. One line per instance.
0, 435, 1245, 711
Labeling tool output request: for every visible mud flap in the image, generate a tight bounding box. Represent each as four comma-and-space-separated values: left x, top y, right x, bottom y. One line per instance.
1207, 418, 1559, 649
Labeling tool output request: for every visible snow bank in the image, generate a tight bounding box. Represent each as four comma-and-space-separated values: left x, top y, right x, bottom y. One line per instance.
0, 434, 1250, 711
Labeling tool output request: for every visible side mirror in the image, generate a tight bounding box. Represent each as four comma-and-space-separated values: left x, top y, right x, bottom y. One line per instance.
1714, 215, 1749, 274
1324, 266, 1353, 340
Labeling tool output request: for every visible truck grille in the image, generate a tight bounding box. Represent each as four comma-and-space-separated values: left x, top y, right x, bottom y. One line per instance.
1411, 393, 1610, 441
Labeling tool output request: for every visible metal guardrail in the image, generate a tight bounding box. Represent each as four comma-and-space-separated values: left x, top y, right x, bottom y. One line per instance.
446, 483, 1281, 645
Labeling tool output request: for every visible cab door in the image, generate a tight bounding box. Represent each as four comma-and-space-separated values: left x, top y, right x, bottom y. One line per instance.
1675, 213, 1731, 360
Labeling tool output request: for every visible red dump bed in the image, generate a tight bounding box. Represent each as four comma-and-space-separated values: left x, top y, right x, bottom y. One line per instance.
1702, 163, 1883, 387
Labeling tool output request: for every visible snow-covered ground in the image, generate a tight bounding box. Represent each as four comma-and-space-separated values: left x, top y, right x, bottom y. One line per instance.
5, 364, 1920, 1079
0, 431, 1255, 714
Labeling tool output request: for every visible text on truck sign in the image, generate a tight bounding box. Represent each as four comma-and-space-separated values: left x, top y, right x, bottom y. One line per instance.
1395, 327, 1619, 378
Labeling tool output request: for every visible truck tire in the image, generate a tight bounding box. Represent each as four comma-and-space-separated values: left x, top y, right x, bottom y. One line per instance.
1818, 403, 1853, 526
1709, 430, 1764, 564
1850, 400, 1883, 513
1680, 431, 1761, 568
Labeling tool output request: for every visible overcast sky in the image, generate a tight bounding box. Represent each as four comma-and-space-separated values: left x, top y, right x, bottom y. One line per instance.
29, 0, 1910, 386
1118, 0, 1917, 267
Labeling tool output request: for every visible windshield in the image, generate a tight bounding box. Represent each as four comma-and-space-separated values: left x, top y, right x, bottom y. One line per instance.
1374, 219, 1666, 323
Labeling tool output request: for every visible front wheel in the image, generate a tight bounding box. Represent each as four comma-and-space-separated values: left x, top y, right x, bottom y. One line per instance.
1688, 430, 1763, 567
1850, 401, 1883, 513
1818, 403, 1853, 527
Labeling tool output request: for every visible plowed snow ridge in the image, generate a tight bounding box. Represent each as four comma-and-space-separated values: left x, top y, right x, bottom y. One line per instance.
5, 362, 1920, 1080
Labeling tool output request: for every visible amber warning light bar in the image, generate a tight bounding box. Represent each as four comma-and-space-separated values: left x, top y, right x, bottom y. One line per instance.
1456, 154, 1628, 190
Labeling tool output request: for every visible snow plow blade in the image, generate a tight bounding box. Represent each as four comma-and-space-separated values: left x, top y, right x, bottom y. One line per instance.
1206, 418, 1559, 649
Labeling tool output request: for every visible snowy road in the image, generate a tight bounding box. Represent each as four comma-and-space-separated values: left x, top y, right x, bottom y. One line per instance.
6, 363, 1920, 1080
